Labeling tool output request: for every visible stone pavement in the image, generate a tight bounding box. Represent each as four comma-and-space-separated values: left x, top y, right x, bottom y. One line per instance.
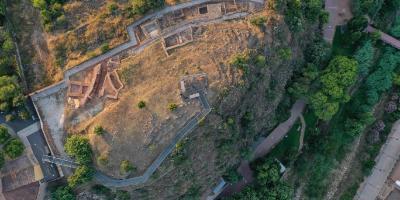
355, 120, 400, 200
323, 0, 352, 43
367, 25, 400, 50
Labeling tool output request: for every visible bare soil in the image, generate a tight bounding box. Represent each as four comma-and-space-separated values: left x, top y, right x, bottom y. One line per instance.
60, 21, 256, 179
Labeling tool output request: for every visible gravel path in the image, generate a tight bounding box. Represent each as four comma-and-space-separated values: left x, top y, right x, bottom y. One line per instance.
324, 134, 362, 200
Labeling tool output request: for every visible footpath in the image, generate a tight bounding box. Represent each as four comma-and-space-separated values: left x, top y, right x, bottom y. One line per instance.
219, 99, 306, 197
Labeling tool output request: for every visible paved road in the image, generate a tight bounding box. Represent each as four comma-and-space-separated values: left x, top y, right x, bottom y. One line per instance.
95, 92, 211, 187
219, 99, 306, 197
367, 25, 400, 50
354, 120, 400, 200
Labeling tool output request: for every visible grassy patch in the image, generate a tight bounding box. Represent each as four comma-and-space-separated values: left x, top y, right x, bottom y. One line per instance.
269, 119, 301, 165
332, 26, 354, 56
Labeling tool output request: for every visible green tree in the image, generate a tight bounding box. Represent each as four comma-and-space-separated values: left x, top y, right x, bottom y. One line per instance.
305, 39, 331, 66
168, 103, 178, 111
347, 16, 368, 43
262, 182, 293, 200
255, 159, 280, 186
354, 40, 375, 77
278, 48, 292, 60
0, 76, 24, 112
303, 0, 323, 22
230, 187, 259, 200
52, 186, 75, 200
2, 37, 14, 54
344, 118, 365, 137
115, 190, 131, 200
4, 138, 24, 158
138, 100, 146, 109
365, 49, 400, 105
0, 125, 10, 144
68, 165, 94, 188
32, 0, 47, 9
311, 56, 358, 120
64, 135, 92, 165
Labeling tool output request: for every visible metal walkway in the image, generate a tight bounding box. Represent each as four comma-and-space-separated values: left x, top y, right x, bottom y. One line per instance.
42, 155, 78, 168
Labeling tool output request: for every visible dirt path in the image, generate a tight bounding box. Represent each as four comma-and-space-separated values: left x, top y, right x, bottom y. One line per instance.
219, 99, 306, 197
298, 114, 306, 152
324, 134, 362, 200
323, 0, 352, 43
252, 99, 306, 160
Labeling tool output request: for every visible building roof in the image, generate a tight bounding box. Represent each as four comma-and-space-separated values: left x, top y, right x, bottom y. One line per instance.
3, 181, 39, 200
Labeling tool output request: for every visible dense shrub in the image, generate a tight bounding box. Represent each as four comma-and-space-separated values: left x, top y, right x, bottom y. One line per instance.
351, 0, 384, 17
52, 186, 75, 200
115, 190, 131, 200
231, 53, 250, 73
120, 160, 136, 174
168, 103, 178, 111
68, 165, 94, 188
32, 0, 67, 31
223, 167, 242, 183
94, 125, 104, 135
365, 48, 400, 106
354, 40, 375, 77
131, 0, 164, 15
0, 125, 10, 144
305, 39, 331, 66
347, 16, 368, 44
138, 100, 146, 109
227, 159, 293, 200
97, 154, 108, 166
250, 16, 267, 28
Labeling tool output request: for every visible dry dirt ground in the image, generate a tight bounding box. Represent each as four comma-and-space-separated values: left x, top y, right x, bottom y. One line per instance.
35, 19, 261, 180
78, 21, 257, 178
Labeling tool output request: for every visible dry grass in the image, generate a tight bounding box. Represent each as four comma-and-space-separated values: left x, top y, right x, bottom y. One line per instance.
63, 21, 256, 178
